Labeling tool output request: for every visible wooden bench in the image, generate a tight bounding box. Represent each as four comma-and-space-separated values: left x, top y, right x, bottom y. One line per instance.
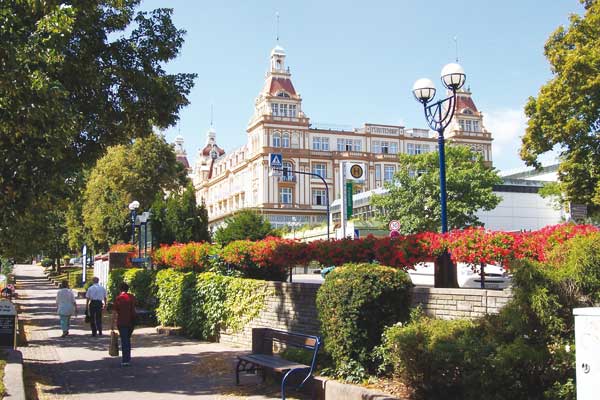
236, 328, 321, 400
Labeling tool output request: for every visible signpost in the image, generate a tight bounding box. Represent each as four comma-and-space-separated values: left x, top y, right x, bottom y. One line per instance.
346, 182, 354, 219
82, 244, 87, 285
0, 300, 17, 349
389, 219, 401, 239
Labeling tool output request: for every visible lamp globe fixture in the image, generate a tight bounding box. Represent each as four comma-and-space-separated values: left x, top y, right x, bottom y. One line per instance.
128, 200, 140, 211
441, 63, 466, 90
412, 78, 436, 104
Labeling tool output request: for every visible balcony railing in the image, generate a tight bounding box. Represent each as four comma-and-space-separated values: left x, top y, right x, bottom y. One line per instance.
279, 175, 296, 182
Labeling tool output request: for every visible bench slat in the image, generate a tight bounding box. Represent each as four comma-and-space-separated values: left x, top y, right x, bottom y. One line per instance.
264, 331, 317, 348
239, 354, 309, 372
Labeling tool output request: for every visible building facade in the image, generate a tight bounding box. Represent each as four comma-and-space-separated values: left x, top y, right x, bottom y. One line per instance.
192, 46, 494, 229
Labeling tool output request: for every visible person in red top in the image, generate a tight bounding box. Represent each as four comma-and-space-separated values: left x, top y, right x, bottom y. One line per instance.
111, 282, 136, 366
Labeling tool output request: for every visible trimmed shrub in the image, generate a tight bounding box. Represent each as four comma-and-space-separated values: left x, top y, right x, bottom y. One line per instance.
154, 269, 196, 327
123, 268, 156, 309
187, 272, 271, 340
316, 262, 412, 376
106, 268, 126, 302
41, 258, 54, 268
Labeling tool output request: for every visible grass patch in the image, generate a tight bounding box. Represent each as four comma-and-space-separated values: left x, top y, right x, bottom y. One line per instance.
0, 350, 6, 397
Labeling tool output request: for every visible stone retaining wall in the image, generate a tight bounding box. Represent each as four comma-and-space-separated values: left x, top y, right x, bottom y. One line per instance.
218, 282, 512, 349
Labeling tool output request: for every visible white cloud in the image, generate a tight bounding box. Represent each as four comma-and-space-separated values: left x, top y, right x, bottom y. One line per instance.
483, 108, 560, 172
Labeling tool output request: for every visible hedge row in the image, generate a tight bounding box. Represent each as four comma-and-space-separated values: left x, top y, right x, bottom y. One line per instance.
107, 268, 156, 309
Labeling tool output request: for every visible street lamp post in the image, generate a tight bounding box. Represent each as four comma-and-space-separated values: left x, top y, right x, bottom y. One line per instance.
288, 216, 301, 239
412, 62, 466, 287
128, 200, 140, 245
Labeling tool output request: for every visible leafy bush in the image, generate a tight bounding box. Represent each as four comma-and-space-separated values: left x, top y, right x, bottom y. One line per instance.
154, 269, 196, 327
41, 258, 54, 268
316, 262, 412, 376
123, 268, 156, 309
106, 268, 126, 302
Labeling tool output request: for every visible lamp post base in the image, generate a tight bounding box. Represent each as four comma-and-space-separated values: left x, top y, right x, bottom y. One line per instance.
434, 251, 459, 288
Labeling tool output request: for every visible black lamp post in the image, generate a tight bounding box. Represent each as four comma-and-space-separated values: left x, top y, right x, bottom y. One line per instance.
412, 62, 466, 287
128, 200, 140, 245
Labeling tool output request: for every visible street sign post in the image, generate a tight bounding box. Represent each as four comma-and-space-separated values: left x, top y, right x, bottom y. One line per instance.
388, 220, 401, 232
346, 182, 353, 219
82, 244, 87, 285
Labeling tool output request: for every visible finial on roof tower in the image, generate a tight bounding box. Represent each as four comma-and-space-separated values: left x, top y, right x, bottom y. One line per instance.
210, 104, 214, 127
453, 36, 459, 63
276, 11, 280, 43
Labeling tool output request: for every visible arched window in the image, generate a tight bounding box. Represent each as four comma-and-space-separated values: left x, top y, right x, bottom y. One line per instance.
461, 108, 474, 115
277, 91, 290, 98
282, 132, 290, 148
273, 132, 281, 147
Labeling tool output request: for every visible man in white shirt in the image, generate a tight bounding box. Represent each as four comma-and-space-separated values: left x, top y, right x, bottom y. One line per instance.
85, 277, 107, 337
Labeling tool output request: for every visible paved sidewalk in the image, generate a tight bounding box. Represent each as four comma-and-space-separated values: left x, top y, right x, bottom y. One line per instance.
15, 264, 307, 400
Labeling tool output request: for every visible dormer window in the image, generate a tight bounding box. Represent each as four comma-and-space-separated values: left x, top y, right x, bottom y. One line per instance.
277, 91, 290, 98
461, 108, 474, 115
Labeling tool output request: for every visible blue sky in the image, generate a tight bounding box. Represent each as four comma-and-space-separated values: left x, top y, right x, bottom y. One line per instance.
141, 0, 582, 172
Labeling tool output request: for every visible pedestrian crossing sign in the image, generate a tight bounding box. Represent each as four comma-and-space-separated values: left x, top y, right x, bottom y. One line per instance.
269, 153, 283, 169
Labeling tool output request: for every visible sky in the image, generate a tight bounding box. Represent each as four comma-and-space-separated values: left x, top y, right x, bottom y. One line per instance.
140, 0, 583, 173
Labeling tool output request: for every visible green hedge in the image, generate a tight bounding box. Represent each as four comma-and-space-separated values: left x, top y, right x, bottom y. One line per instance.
155, 269, 196, 327
123, 268, 156, 309
316, 262, 412, 378
107, 268, 126, 302
154, 270, 271, 339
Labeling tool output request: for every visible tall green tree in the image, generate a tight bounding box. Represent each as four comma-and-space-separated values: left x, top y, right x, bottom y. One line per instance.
82, 134, 187, 249
151, 183, 210, 245
372, 145, 502, 234
0, 1, 195, 258
213, 210, 277, 246
520, 0, 600, 207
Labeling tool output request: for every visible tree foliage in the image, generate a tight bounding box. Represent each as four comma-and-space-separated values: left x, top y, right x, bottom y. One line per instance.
0, 1, 195, 257
213, 210, 277, 246
520, 0, 600, 206
372, 145, 502, 234
82, 134, 187, 249
151, 183, 210, 245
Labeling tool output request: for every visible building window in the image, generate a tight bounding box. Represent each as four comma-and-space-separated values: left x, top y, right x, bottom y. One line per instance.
375, 165, 382, 181
372, 140, 381, 153
381, 141, 390, 154
272, 132, 281, 147
312, 163, 327, 179
313, 137, 329, 151
272, 103, 279, 116
280, 103, 288, 117
389, 142, 398, 154
407, 143, 428, 155
282, 132, 290, 148
459, 119, 465, 131
354, 139, 362, 151
473, 121, 480, 132
465, 120, 472, 132
280, 187, 292, 204
283, 161, 293, 176
313, 189, 326, 205
384, 165, 395, 182
277, 91, 290, 98
337, 139, 345, 151
290, 104, 297, 118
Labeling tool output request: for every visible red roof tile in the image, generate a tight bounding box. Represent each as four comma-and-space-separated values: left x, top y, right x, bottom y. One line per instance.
268, 77, 296, 96
455, 94, 478, 113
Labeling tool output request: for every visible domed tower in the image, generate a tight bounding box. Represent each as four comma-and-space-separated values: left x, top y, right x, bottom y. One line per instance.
173, 135, 191, 174
194, 125, 225, 182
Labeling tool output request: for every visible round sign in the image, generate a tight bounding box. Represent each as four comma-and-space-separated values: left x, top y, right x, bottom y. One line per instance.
389, 220, 401, 231
350, 164, 363, 179
389, 230, 401, 239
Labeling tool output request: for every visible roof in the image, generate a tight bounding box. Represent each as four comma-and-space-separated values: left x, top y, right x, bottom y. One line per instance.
176, 154, 190, 169
455, 93, 478, 113
201, 143, 225, 157
265, 76, 296, 96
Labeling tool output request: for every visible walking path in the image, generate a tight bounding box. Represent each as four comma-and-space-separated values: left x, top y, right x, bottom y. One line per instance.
15, 264, 306, 400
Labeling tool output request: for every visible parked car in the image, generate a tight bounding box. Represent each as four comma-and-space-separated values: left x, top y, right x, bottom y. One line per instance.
408, 262, 511, 289
69, 257, 82, 266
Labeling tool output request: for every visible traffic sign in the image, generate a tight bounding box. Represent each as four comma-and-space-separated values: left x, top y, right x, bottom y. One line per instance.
345, 163, 365, 181
269, 153, 283, 169
389, 220, 401, 231
389, 230, 401, 239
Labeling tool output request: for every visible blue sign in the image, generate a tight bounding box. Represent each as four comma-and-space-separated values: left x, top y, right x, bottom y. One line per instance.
269, 153, 283, 169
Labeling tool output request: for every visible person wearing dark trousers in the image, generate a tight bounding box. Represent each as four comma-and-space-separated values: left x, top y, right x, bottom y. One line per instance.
112, 282, 136, 367
85, 277, 107, 337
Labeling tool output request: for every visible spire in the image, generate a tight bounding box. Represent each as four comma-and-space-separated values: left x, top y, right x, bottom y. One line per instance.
454, 36, 459, 63
276, 11, 280, 44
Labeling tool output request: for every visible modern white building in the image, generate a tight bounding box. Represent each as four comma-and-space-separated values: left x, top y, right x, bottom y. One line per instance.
188, 45, 493, 229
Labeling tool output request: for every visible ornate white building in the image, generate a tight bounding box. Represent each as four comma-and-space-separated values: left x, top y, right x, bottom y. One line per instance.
191, 45, 493, 229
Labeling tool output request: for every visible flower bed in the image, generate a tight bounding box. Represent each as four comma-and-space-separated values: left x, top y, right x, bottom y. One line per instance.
149, 224, 599, 279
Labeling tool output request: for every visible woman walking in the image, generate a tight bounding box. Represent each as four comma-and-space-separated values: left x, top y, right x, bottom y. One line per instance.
56, 280, 77, 337
112, 282, 136, 366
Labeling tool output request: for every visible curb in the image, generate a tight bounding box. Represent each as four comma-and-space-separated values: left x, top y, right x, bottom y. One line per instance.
312, 376, 402, 400
4, 349, 26, 400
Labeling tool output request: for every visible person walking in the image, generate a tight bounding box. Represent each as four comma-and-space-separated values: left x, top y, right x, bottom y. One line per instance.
85, 277, 107, 337
56, 280, 77, 337
111, 282, 136, 366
